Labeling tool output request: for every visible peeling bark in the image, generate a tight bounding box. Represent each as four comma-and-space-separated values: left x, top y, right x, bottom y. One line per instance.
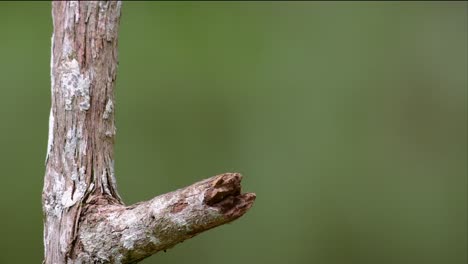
42, 2, 255, 263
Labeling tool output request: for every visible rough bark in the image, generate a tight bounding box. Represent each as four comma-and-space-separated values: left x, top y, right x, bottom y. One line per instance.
42, 2, 256, 263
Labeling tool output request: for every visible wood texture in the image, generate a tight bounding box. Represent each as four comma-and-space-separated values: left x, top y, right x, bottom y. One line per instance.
42, 2, 255, 263
76, 173, 255, 263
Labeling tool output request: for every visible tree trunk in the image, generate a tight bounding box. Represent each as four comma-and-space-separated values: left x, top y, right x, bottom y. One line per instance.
42, 2, 255, 263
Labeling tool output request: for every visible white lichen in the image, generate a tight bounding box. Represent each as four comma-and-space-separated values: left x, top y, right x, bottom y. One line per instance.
150, 197, 171, 216
103, 99, 113, 119
65, 127, 78, 156
62, 37, 73, 60
64, 124, 85, 159
70, 171, 78, 181
122, 233, 137, 250
62, 176, 87, 209
46, 109, 54, 162
57, 126, 88, 209
61, 188, 75, 208
79, 100, 90, 111
79, 166, 86, 177
69, 1, 80, 23
43, 169, 66, 217
61, 59, 91, 111
149, 236, 160, 246
105, 129, 115, 138
119, 212, 142, 250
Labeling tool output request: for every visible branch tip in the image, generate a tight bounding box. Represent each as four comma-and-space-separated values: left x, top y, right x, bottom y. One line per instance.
203, 172, 256, 219
204, 172, 242, 205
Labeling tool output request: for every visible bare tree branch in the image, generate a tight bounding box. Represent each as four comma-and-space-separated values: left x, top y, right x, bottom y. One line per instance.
77, 173, 255, 263
42, 2, 255, 263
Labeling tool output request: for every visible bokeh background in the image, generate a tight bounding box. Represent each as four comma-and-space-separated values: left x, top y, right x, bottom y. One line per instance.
0, 2, 466, 264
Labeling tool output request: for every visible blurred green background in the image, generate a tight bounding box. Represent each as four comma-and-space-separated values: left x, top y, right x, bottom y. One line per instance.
0, 2, 466, 264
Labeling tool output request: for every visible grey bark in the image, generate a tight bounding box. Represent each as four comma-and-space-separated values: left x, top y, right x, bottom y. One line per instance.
42, 2, 256, 263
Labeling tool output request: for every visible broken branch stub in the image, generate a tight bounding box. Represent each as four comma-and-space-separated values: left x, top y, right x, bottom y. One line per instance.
77, 173, 256, 263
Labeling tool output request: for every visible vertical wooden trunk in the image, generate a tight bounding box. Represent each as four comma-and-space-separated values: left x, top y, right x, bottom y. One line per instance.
42, 2, 122, 263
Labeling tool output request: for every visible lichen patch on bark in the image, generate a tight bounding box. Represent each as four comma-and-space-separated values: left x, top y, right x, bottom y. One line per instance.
60, 59, 91, 111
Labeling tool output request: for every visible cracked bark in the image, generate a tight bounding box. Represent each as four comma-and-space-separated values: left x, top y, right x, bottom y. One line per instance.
42, 2, 256, 263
